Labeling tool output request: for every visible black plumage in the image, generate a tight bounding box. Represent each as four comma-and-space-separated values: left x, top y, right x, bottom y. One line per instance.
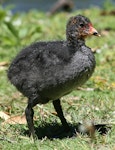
8, 15, 100, 137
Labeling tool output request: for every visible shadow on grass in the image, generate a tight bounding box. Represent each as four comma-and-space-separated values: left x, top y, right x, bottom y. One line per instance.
23, 122, 111, 139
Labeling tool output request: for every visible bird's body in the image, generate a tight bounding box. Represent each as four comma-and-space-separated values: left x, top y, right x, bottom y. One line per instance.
8, 15, 100, 138
8, 40, 95, 102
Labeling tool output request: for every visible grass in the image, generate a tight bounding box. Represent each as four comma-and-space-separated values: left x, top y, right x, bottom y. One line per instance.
0, 5, 115, 150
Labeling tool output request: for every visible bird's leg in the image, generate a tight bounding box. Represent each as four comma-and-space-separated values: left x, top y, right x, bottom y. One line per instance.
53, 99, 70, 131
25, 97, 39, 139
25, 103, 35, 138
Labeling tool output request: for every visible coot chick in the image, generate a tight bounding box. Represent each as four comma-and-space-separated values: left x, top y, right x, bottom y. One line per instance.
8, 15, 100, 138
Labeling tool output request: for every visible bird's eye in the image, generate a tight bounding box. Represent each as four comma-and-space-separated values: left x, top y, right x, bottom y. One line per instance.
80, 23, 84, 27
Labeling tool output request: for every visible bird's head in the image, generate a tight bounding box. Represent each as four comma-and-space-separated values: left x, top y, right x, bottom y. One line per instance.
66, 15, 100, 41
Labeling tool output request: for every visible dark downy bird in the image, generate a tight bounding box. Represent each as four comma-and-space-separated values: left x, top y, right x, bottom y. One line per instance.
8, 15, 100, 138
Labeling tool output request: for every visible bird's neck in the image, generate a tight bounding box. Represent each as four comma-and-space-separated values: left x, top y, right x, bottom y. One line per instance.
67, 36, 85, 53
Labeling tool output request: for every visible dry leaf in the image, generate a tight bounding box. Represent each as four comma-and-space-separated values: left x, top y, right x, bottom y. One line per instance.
95, 76, 107, 83
0, 62, 9, 70
2, 115, 26, 125
0, 111, 10, 120
0, 61, 9, 66
51, 111, 57, 116
77, 87, 94, 91
0, 61, 9, 67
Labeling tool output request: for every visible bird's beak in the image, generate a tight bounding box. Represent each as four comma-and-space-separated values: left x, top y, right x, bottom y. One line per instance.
89, 24, 101, 37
